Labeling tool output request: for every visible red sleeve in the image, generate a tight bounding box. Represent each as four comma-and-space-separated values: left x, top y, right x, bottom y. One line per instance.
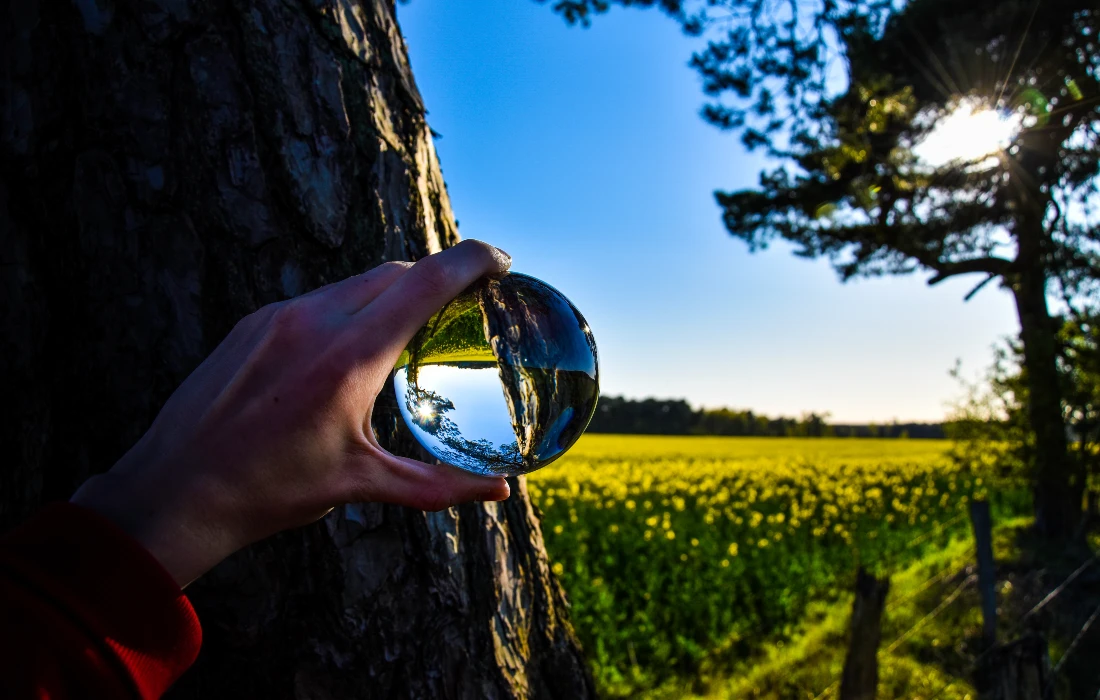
0, 503, 202, 699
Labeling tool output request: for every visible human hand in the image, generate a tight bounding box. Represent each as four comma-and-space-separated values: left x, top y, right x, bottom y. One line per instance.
71, 240, 513, 587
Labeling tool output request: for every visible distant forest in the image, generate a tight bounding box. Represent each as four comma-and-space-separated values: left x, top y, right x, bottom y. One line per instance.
587, 396, 946, 439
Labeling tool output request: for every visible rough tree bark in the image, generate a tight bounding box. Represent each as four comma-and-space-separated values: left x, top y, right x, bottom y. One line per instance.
0, 0, 594, 697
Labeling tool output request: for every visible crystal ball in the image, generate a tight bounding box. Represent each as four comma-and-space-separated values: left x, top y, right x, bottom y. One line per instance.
394, 272, 599, 476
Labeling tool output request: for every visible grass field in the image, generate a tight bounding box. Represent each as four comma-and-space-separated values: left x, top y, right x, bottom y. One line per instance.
526, 435, 1018, 696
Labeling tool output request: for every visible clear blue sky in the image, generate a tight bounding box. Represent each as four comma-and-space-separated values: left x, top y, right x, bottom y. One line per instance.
396, 0, 1019, 423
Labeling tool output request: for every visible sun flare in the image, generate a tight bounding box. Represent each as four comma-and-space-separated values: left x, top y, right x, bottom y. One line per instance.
912, 99, 1021, 168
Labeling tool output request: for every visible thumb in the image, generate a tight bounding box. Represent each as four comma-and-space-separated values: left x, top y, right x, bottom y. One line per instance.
349, 450, 511, 511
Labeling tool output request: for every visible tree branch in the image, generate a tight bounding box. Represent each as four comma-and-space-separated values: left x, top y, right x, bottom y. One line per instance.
963, 274, 998, 301
927, 257, 1012, 286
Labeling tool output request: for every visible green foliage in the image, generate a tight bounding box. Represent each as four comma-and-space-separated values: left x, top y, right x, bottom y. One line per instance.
1060, 314, 1100, 469
714, 0, 1099, 289
528, 435, 1027, 696
946, 347, 1032, 489
588, 395, 943, 436
587, 396, 841, 436
950, 312, 1100, 506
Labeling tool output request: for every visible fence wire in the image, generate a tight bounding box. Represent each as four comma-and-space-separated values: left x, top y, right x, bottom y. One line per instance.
1043, 598, 1100, 700
886, 552, 973, 614
884, 574, 976, 654
1024, 552, 1099, 622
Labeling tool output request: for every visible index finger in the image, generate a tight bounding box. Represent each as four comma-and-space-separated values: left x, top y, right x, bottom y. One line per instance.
354, 239, 511, 361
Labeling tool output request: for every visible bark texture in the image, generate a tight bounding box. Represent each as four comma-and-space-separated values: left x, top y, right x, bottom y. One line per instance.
0, 0, 594, 697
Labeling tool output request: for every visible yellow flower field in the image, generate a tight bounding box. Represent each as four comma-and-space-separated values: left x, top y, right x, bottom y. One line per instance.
527, 435, 1004, 696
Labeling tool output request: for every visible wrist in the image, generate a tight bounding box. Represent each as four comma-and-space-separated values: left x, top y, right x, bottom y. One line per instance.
71, 470, 243, 588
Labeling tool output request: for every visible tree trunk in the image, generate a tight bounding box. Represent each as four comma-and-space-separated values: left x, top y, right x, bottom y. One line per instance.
0, 1, 594, 697
1011, 234, 1081, 540
1006, 106, 1087, 541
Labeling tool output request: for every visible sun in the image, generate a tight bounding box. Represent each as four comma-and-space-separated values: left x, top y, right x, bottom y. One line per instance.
912, 99, 1021, 169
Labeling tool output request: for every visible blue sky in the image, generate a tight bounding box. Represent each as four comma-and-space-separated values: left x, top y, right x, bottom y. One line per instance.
396, 0, 1019, 423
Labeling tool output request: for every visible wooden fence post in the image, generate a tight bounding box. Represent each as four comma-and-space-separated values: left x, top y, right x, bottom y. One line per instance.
973, 635, 1050, 700
840, 568, 890, 700
969, 499, 998, 646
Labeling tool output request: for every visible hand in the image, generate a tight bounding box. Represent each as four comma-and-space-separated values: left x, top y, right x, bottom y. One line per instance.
71, 240, 513, 587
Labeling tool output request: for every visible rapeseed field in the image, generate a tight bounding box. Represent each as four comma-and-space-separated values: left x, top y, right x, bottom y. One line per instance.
527, 435, 997, 696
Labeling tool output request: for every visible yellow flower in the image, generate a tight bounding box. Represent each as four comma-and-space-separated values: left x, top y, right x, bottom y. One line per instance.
552, 562, 564, 576
666, 530, 676, 540
727, 543, 739, 557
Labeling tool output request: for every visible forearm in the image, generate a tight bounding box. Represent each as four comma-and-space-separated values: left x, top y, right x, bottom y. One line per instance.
0, 503, 203, 699
70, 468, 243, 589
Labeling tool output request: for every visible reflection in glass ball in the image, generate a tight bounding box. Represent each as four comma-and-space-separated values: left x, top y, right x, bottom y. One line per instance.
394, 272, 599, 476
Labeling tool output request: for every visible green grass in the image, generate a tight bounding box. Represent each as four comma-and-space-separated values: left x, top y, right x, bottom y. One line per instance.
688, 526, 999, 699
664, 515, 1100, 700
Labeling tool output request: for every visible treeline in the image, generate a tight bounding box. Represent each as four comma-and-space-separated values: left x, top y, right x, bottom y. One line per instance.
587, 396, 945, 438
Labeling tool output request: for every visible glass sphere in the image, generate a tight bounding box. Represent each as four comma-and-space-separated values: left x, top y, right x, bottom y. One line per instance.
394, 272, 599, 476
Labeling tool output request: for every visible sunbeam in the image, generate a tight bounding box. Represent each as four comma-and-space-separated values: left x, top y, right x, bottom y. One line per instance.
913, 99, 1022, 168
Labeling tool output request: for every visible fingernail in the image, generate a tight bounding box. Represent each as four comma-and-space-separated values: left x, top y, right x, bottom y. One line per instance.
492, 245, 512, 269
493, 478, 511, 501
